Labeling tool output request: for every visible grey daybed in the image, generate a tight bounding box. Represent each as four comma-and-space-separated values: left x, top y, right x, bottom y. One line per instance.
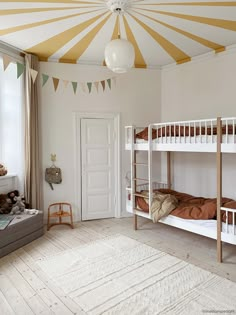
0, 212, 44, 258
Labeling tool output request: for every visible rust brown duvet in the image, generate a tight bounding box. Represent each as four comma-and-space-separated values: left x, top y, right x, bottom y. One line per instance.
136, 125, 236, 141
136, 188, 236, 223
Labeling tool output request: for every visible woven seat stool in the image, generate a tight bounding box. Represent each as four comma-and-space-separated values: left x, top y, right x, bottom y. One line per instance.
47, 202, 74, 231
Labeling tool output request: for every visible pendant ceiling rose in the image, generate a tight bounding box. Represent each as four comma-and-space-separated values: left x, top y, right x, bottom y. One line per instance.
106, 0, 130, 14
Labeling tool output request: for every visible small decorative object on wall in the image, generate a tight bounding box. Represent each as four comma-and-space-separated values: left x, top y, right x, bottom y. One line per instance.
50, 154, 56, 163
45, 154, 62, 190
0, 164, 7, 176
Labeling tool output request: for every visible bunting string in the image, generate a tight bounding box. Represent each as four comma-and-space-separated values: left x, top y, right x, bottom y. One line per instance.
1, 53, 118, 95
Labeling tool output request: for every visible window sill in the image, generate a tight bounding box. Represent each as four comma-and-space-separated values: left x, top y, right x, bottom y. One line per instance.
0, 174, 16, 180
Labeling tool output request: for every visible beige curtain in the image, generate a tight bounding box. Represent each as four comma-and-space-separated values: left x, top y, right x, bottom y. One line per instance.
24, 54, 42, 209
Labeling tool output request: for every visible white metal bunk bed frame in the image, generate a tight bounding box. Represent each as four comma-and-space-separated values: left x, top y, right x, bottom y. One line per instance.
125, 117, 236, 263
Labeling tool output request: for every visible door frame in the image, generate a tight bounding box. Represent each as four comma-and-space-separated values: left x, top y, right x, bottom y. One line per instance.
74, 112, 121, 221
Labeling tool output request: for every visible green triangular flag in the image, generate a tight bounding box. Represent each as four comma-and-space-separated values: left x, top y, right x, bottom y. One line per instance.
72, 81, 78, 94
87, 82, 92, 93
107, 78, 111, 89
16, 62, 25, 79
42, 74, 49, 87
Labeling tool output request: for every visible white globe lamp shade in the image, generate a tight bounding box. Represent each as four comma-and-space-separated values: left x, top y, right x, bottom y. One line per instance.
104, 38, 135, 73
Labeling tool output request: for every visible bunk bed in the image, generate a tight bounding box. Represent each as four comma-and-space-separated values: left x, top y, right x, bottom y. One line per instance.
125, 117, 236, 262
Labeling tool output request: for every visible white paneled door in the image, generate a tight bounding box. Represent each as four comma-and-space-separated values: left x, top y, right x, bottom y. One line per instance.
81, 118, 115, 220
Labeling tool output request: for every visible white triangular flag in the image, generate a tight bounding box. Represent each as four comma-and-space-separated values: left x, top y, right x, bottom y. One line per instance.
63, 80, 69, 88
112, 77, 117, 86
30, 68, 38, 83
80, 82, 87, 93
94, 81, 99, 93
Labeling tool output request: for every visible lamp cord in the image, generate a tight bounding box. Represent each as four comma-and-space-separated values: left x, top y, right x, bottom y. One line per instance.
117, 8, 121, 39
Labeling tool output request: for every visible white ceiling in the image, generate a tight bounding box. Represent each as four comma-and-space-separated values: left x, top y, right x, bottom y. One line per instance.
0, 0, 236, 68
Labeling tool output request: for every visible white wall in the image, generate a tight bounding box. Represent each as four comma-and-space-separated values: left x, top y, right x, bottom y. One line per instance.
161, 51, 236, 198
39, 62, 161, 221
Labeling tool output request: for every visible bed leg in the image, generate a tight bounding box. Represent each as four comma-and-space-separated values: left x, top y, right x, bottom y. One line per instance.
134, 214, 138, 230
216, 117, 222, 263
217, 239, 222, 263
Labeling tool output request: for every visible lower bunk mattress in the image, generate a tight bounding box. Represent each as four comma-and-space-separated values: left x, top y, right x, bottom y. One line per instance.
128, 188, 236, 244
135, 188, 236, 223
159, 215, 236, 244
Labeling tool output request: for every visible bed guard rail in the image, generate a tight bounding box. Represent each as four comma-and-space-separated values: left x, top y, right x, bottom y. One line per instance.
125, 117, 236, 145
133, 181, 168, 192
221, 207, 236, 235
126, 182, 168, 213
125, 125, 146, 145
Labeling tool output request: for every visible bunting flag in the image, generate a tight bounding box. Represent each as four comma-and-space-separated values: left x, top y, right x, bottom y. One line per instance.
72, 81, 78, 94
87, 82, 92, 94
2, 54, 12, 71
0, 54, 118, 94
107, 78, 111, 90
112, 77, 117, 86
101, 80, 105, 91
52, 77, 59, 92
30, 69, 38, 83
42, 74, 49, 87
63, 80, 69, 88
80, 82, 87, 93
94, 81, 99, 93
16, 62, 25, 79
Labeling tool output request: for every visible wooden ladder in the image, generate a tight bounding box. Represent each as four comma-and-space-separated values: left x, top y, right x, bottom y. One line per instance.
131, 127, 153, 230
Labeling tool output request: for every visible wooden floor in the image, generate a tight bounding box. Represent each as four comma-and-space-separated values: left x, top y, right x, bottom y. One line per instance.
0, 217, 236, 314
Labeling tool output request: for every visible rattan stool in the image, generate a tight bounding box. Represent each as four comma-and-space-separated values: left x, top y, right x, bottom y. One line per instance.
47, 202, 74, 231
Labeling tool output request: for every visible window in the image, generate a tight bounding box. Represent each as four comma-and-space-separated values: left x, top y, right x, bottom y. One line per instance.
0, 54, 25, 192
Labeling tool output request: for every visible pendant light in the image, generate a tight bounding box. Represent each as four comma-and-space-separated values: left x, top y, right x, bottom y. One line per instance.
104, 0, 135, 74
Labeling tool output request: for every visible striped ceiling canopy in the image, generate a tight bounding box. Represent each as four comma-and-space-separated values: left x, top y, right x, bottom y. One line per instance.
0, 1, 236, 68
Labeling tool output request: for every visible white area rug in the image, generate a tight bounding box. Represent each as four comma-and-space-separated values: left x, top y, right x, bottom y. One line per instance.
36, 235, 236, 315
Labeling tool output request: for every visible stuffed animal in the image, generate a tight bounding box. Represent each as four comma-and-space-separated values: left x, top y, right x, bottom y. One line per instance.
7, 190, 29, 208
10, 196, 25, 215
7, 190, 19, 204
0, 194, 12, 214
0, 164, 7, 176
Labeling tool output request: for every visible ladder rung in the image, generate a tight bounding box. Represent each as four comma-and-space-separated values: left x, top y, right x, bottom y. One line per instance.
133, 207, 150, 212
133, 178, 149, 181
133, 163, 148, 166
133, 193, 148, 197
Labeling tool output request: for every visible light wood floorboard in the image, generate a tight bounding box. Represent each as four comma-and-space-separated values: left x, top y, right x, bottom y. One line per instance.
0, 217, 236, 314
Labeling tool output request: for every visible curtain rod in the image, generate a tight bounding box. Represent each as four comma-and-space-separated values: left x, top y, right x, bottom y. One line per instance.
0, 41, 25, 63
0, 40, 25, 56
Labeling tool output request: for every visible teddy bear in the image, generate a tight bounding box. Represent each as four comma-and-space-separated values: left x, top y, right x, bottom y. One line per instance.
7, 190, 19, 204
10, 195, 25, 215
7, 190, 29, 209
0, 164, 7, 176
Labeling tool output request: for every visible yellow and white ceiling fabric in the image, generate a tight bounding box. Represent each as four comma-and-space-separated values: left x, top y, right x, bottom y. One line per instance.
0, 0, 236, 68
